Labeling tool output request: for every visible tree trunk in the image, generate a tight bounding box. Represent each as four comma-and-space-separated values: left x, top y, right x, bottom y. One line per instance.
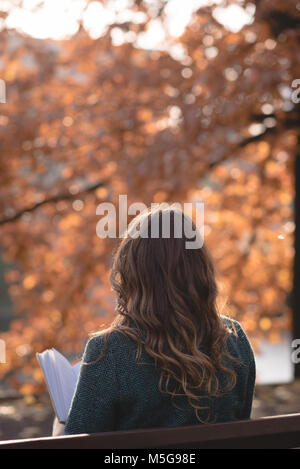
293, 138, 300, 378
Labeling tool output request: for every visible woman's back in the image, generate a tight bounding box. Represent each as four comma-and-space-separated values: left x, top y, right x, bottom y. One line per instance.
64, 315, 255, 435
64, 207, 256, 434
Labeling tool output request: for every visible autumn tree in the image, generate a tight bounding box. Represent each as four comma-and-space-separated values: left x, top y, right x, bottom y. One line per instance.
0, 0, 299, 392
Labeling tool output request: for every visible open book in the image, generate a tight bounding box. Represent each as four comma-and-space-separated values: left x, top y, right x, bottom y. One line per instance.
36, 348, 81, 424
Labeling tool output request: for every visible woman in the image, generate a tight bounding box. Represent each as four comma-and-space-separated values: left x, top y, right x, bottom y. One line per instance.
63, 206, 255, 435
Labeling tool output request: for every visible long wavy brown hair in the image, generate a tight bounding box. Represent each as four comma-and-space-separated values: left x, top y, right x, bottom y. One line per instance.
93, 206, 238, 421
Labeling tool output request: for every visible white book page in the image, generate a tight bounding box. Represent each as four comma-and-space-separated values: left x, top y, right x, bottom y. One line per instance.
51, 349, 81, 423
37, 349, 81, 423
37, 350, 61, 419
72, 360, 81, 377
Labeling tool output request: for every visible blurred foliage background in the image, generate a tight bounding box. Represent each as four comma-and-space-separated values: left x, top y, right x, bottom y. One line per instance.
0, 0, 299, 396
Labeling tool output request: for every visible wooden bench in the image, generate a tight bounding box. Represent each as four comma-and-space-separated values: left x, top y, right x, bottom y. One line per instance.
0, 413, 300, 449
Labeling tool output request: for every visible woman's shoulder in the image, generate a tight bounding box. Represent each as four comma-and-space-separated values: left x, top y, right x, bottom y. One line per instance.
220, 315, 255, 363
82, 328, 134, 362
220, 314, 246, 336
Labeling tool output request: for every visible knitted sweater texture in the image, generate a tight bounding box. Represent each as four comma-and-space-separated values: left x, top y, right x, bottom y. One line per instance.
64, 316, 255, 435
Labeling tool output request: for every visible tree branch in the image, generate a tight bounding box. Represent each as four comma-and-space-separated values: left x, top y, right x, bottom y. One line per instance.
0, 180, 105, 226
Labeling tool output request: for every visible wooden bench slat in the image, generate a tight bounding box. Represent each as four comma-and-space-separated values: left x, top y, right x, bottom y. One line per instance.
1, 413, 300, 449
